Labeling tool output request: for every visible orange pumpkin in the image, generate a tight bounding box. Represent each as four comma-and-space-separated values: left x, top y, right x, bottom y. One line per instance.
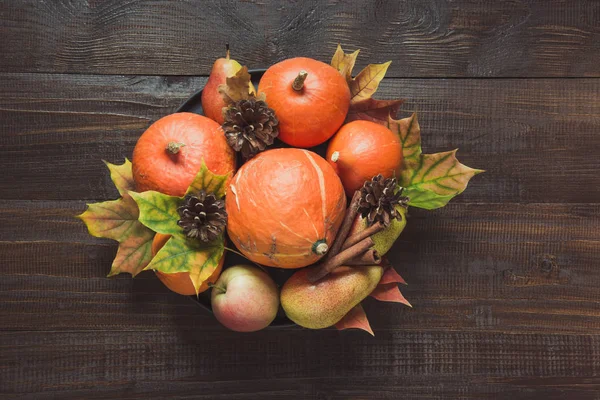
151, 233, 224, 296
257, 57, 350, 148
132, 113, 235, 196
226, 148, 346, 268
327, 120, 403, 196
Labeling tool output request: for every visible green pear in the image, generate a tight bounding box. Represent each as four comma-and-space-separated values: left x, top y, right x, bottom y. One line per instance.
281, 265, 383, 329
349, 205, 407, 256
201, 45, 243, 124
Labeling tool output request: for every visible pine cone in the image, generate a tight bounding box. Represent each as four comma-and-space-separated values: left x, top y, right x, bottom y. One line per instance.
358, 175, 409, 227
222, 98, 279, 160
177, 191, 227, 243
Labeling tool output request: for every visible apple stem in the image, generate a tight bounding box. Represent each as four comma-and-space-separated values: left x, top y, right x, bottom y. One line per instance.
225, 43, 230, 59
292, 70, 308, 91
208, 282, 226, 294
166, 141, 185, 155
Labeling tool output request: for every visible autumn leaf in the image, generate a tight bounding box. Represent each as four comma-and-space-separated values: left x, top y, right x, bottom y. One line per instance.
331, 44, 359, 82
335, 304, 374, 336
186, 160, 231, 198
349, 61, 391, 104
370, 283, 412, 307
103, 158, 135, 195
129, 191, 182, 238
386, 113, 422, 170
110, 228, 154, 277
218, 66, 258, 105
346, 98, 404, 124
145, 236, 224, 295
331, 45, 404, 124
379, 264, 407, 285
400, 149, 484, 210
78, 160, 154, 277
131, 160, 230, 237
130, 160, 230, 293
387, 113, 484, 210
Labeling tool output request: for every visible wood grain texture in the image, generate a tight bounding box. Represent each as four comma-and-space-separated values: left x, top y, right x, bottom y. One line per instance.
1, 200, 599, 335
2, 1, 600, 399
2, 329, 600, 398
0, 0, 599, 77
2, 73, 600, 202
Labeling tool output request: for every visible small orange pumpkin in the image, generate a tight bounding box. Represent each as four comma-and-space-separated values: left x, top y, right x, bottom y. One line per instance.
226, 148, 346, 268
151, 233, 224, 296
132, 113, 235, 196
327, 120, 403, 196
257, 57, 350, 148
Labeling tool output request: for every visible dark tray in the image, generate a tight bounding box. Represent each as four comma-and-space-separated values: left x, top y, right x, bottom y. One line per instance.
177, 69, 297, 328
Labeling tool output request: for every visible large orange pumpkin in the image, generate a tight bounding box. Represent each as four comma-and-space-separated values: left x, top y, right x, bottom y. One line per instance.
226, 148, 346, 268
132, 113, 235, 196
326, 120, 403, 196
257, 57, 350, 148
151, 233, 224, 296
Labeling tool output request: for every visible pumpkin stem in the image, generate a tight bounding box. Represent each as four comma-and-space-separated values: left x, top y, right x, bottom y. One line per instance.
225, 43, 230, 59
166, 142, 185, 155
292, 70, 308, 91
331, 151, 340, 163
314, 242, 329, 256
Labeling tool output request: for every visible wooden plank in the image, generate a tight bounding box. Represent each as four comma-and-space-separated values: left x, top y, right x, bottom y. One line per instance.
1, 200, 598, 334
2, 330, 600, 398
0, 1, 599, 77
1, 73, 599, 203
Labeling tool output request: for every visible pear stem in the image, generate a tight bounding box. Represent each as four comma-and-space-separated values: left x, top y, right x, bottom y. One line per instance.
208, 282, 226, 294
225, 43, 230, 59
166, 142, 185, 155
292, 70, 308, 91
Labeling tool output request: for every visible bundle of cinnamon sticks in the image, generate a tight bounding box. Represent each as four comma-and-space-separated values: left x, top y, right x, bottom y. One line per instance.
307, 191, 384, 283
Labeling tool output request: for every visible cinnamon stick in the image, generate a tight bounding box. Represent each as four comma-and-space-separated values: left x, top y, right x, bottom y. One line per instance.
345, 249, 381, 266
307, 236, 374, 282
321, 191, 362, 263
341, 222, 384, 251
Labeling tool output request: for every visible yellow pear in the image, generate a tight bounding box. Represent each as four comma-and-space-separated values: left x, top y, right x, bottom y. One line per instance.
201, 45, 243, 124
281, 265, 383, 329
349, 205, 407, 256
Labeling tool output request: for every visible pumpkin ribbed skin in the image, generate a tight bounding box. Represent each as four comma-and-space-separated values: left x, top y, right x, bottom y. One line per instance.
151, 233, 224, 295
326, 120, 403, 196
132, 113, 235, 196
226, 148, 347, 269
257, 57, 350, 148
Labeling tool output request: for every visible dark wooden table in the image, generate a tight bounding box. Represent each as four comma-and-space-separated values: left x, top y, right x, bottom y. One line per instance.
2, 1, 600, 399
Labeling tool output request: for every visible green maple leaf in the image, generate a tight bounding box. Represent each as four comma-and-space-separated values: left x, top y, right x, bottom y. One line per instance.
77, 160, 154, 277
130, 160, 231, 294
387, 113, 484, 210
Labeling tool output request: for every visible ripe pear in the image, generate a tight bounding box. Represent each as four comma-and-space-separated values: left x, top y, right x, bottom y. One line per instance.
201, 45, 243, 124
349, 205, 407, 256
281, 265, 383, 329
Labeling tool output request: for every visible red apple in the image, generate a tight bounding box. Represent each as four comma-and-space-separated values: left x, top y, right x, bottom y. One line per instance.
211, 265, 279, 332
